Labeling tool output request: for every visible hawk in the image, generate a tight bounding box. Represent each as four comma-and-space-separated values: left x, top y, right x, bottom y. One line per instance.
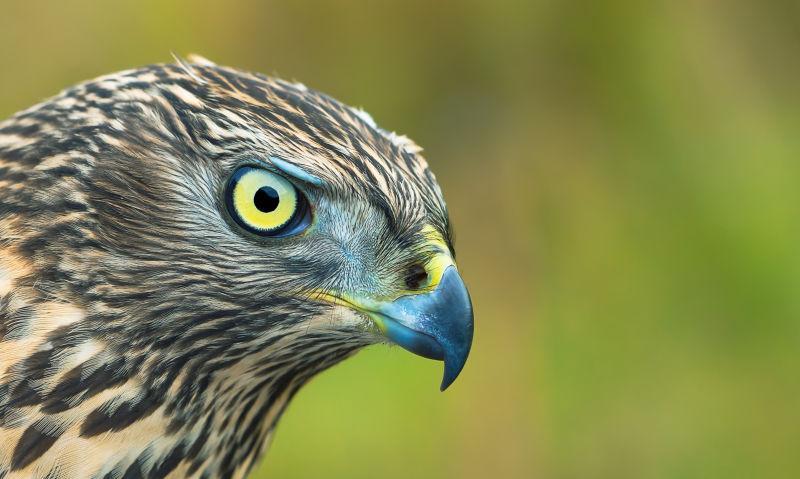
0, 57, 473, 478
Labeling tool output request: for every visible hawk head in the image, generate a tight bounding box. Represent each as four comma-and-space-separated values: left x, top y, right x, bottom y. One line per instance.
0, 58, 472, 477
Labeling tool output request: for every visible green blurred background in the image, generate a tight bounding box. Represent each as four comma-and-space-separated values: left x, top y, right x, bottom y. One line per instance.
2, 1, 798, 477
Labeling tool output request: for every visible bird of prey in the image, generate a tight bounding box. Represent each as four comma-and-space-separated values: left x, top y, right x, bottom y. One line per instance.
0, 56, 473, 478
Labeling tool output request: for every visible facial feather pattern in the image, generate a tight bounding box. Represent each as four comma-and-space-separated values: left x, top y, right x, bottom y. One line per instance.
0, 57, 470, 479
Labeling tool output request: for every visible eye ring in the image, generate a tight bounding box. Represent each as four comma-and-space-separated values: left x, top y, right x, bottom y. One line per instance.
225, 166, 312, 237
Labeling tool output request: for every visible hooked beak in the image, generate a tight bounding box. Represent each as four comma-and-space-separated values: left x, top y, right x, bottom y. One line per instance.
371, 266, 474, 390
314, 265, 474, 390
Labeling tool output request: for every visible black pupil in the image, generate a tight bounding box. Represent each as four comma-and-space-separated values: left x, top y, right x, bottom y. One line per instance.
254, 186, 280, 213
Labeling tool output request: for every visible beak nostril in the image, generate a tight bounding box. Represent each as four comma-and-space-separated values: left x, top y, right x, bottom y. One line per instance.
404, 263, 429, 290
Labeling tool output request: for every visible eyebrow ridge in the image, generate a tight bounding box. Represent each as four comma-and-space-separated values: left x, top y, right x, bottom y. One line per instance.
267, 156, 325, 187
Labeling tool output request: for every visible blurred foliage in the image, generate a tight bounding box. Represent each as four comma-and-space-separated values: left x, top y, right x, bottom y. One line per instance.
2, 0, 799, 477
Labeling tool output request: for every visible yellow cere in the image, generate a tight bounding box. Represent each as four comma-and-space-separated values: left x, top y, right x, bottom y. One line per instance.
307, 225, 456, 317
233, 169, 297, 232
419, 225, 455, 291
303, 225, 457, 340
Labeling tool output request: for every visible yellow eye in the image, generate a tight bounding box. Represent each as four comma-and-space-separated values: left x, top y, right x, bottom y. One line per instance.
225, 166, 311, 237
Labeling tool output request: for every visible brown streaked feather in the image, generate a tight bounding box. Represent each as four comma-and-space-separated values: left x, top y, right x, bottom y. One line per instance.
0, 60, 451, 478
